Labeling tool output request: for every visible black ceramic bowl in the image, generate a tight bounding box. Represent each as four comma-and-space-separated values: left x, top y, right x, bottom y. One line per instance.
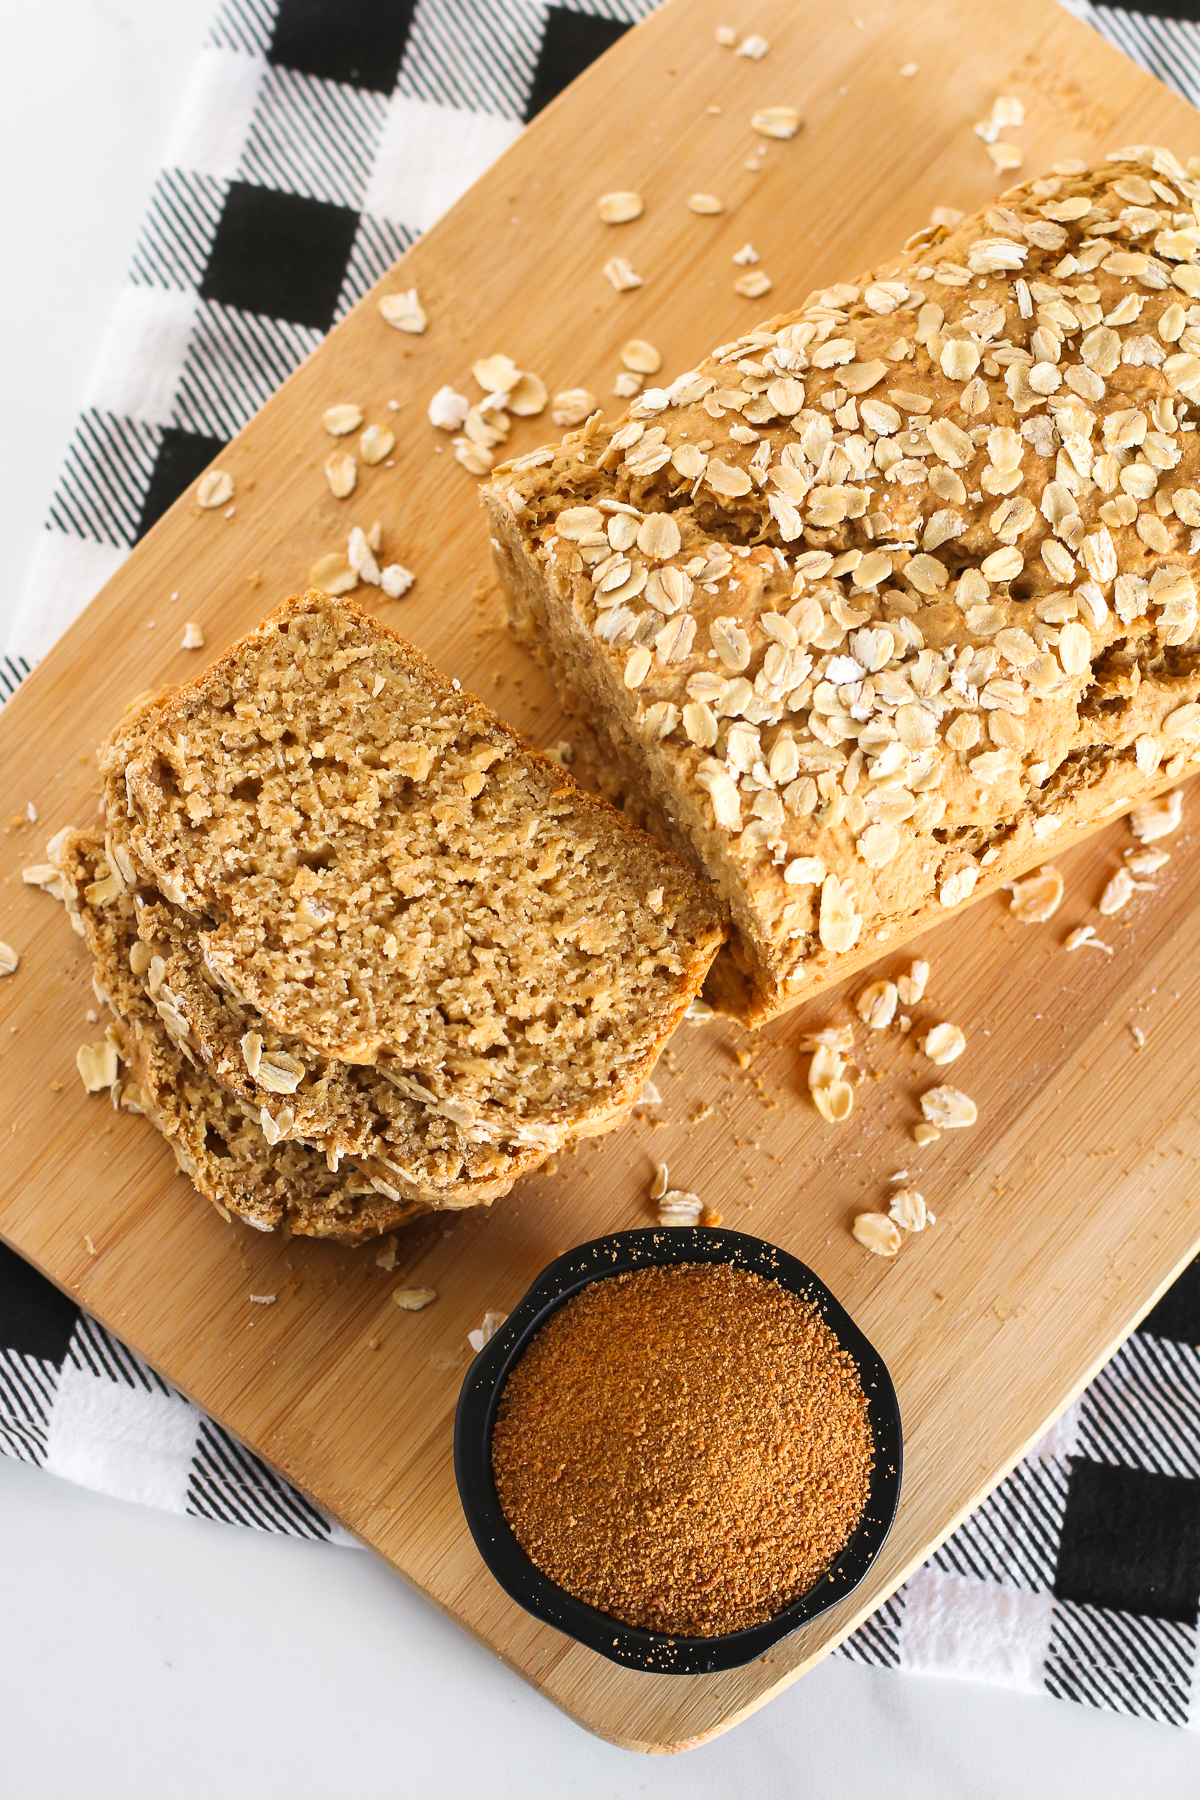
454, 1226, 902, 1675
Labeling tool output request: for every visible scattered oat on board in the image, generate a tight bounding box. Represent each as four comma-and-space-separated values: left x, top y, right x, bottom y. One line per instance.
508, 372, 549, 416
77, 1040, 119, 1093
614, 370, 642, 397
913, 1122, 941, 1146
0, 941, 18, 977
249, 1294, 276, 1305
1131, 792, 1183, 843
621, 339, 662, 374
735, 271, 773, 299
889, 1187, 933, 1230
378, 289, 426, 333
649, 1162, 669, 1200
799, 1024, 855, 1054
658, 1190, 704, 1225
196, 470, 233, 509
468, 1309, 508, 1351
361, 424, 395, 465
604, 256, 644, 291
395, 1287, 437, 1311
1008, 866, 1064, 923
1064, 925, 1114, 955
22, 863, 62, 896
896, 960, 930, 1007
856, 979, 897, 1029
552, 388, 597, 427
685, 998, 715, 1025
751, 107, 800, 139
921, 1022, 966, 1065
325, 452, 357, 498
853, 1213, 901, 1257
920, 1086, 977, 1128
1127, 847, 1170, 875
688, 193, 725, 215
899, 61, 919, 77
975, 95, 1025, 142
808, 1042, 853, 1123
381, 563, 415, 598
429, 386, 470, 431
732, 243, 760, 265
310, 551, 356, 597
322, 403, 362, 436
735, 33, 770, 58
181, 622, 205, 650
987, 142, 1023, 173
598, 191, 643, 223
715, 24, 737, 45
1099, 867, 1140, 914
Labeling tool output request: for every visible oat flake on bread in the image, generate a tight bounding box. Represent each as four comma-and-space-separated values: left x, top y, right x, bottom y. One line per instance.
486, 146, 1200, 1025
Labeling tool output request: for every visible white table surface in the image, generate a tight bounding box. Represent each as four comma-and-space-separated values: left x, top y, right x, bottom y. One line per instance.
3, 4, 1199, 1793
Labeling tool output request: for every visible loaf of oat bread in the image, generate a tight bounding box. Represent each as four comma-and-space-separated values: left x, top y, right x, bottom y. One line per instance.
485, 146, 1200, 1025
102, 593, 725, 1152
61, 832, 438, 1240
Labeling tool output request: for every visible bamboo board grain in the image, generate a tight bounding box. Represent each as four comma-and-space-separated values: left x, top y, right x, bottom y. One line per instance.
3, 0, 1200, 1752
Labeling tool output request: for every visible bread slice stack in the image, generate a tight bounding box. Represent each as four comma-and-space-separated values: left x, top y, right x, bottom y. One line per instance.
62, 592, 724, 1242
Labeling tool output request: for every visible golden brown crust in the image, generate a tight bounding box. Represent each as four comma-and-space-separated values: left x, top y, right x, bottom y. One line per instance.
486, 146, 1200, 1023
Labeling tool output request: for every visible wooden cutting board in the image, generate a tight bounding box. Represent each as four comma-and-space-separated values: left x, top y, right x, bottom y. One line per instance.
3, 0, 1200, 1752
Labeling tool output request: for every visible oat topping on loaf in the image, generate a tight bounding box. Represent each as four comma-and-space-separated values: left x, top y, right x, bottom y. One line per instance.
485, 147, 1200, 1023
101, 594, 724, 1147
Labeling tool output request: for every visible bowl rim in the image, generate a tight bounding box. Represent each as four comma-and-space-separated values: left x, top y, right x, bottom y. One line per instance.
453, 1225, 903, 1675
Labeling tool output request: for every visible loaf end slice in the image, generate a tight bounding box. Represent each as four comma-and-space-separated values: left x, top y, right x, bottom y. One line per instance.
485, 147, 1200, 1024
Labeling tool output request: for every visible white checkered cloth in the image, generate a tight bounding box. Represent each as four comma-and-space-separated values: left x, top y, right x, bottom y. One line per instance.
7, 0, 1200, 1732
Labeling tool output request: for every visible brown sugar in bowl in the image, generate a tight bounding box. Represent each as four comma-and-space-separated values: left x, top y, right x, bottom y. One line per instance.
454, 1227, 902, 1675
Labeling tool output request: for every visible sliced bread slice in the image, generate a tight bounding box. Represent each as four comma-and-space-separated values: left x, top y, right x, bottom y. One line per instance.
117, 871, 546, 1189
62, 832, 518, 1239
102, 593, 725, 1149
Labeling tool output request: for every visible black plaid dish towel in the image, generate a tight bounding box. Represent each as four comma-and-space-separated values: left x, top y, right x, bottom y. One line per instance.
6, 0, 1200, 1732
